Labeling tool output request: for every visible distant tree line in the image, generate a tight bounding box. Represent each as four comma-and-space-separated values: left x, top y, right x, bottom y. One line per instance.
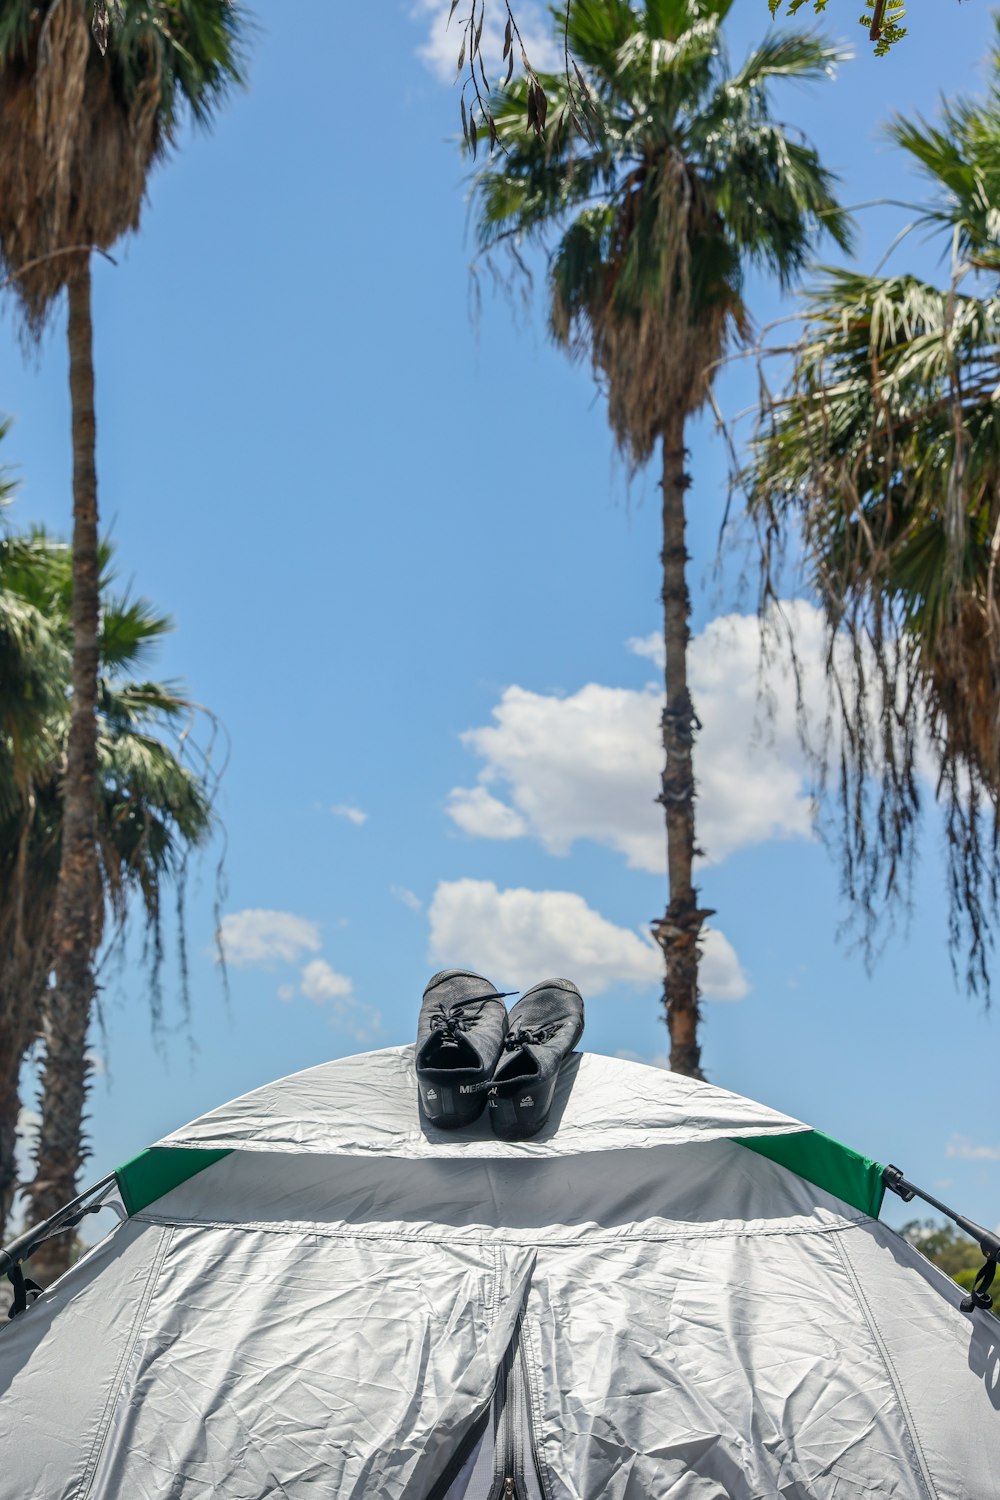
903, 1220, 1000, 1306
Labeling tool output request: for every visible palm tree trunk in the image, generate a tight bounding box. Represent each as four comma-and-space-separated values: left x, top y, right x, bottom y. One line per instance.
0, 1008, 23, 1245
654, 420, 710, 1079
27, 257, 101, 1283
0, 971, 45, 1248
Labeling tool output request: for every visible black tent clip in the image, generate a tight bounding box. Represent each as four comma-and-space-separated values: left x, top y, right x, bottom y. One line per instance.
883, 1164, 1000, 1315
961, 1254, 998, 1314
5, 1265, 43, 1320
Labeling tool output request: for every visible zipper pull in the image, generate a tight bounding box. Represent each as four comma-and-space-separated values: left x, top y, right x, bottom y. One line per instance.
502, 1481, 515, 1500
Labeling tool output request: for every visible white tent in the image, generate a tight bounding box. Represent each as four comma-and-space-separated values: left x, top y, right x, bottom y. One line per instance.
1, 1047, 998, 1498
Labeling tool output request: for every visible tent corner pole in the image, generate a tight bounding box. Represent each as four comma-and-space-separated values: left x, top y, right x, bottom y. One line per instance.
883, 1164, 999, 1313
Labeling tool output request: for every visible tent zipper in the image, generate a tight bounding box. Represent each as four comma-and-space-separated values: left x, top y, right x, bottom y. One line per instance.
492, 1339, 518, 1500
516, 1333, 546, 1499
491, 1330, 543, 1500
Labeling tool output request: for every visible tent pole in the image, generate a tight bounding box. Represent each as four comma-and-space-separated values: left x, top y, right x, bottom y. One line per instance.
1, 1172, 118, 1316
883, 1164, 999, 1313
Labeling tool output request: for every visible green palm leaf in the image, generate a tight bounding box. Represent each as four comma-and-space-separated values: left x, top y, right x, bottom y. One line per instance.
748, 28, 1000, 990
474, 0, 850, 466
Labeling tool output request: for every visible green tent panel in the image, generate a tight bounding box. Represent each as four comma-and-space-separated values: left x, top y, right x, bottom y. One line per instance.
737, 1129, 885, 1218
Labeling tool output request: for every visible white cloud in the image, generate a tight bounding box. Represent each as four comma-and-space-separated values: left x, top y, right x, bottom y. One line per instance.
427, 879, 746, 1000
450, 681, 664, 868
391, 885, 424, 912
218, 906, 320, 966
298, 960, 382, 1044
216, 910, 380, 1039
446, 603, 834, 870
413, 0, 559, 84
218, 909, 321, 968
945, 1135, 1000, 1162
627, 633, 664, 668
447, 784, 529, 840
332, 804, 368, 827
700, 929, 749, 1000
301, 959, 354, 1003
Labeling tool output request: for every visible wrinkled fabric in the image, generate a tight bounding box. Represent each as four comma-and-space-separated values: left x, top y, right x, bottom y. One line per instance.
1, 1048, 998, 1499
159, 1046, 806, 1159
88, 1235, 535, 1499
0, 1223, 167, 1499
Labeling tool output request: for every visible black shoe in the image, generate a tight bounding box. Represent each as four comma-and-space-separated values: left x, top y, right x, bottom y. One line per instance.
487, 978, 584, 1139
416, 969, 512, 1129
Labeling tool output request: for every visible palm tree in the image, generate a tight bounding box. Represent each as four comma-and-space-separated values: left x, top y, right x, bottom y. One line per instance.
0, 0, 243, 1235
747, 35, 1000, 992
0, 525, 215, 1258
472, 0, 851, 1075
0, 454, 62, 1248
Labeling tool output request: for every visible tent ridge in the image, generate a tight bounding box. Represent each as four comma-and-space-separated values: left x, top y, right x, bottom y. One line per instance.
160, 1125, 812, 1157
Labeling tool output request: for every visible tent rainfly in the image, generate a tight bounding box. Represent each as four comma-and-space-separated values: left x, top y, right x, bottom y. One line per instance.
1, 1047, 999, 1498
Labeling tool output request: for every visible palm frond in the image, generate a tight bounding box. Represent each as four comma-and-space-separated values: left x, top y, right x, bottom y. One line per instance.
881, 27, 1000, 269
729, 31, 848, 90
111, 0, 246, 129
567, 0, 644, 72
1, 526, 217, 1025
0, 0, 246, 331
0, 1, 35, 66
472, 0, 847, 470
749, 242, 1000, 990
99, 593, 172, 673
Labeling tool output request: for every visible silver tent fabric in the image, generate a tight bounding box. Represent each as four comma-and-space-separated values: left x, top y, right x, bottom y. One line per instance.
1, 1047, 998, 1498
156, 1047, 809, 1158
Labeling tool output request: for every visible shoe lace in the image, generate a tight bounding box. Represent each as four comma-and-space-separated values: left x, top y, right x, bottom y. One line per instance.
504, 1023, 559, 1050
429, 992, 513, 1045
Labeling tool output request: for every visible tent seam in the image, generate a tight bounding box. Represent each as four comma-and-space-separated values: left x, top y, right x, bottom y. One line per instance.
74, 1225, 173, 1500
490, 1243, 502, 1324
829, 1230, 940, 1500
131, 1212, 870, 1246
521, 1314, 556, 1500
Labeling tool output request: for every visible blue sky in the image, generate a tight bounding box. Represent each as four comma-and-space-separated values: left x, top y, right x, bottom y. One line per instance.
5, 0, 1000, 1235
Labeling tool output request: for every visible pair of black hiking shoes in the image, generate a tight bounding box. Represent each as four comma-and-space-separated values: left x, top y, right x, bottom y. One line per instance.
415, 969, 585, 1140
